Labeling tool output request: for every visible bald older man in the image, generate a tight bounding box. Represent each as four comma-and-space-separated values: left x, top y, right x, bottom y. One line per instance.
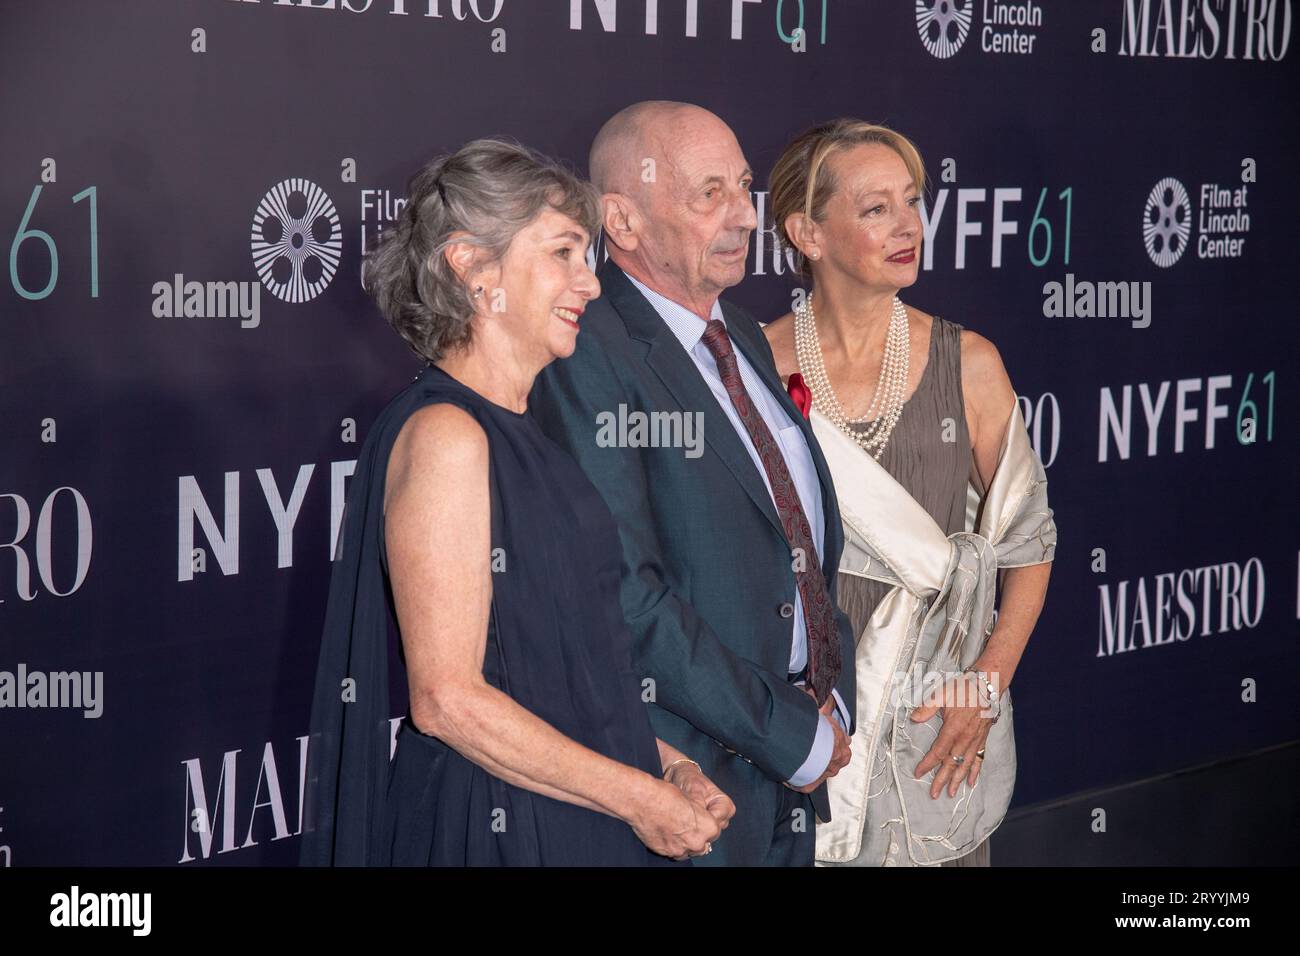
529, 101, 856, 866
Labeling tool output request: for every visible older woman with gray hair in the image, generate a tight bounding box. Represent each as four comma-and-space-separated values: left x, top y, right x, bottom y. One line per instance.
300, 138, 734, 866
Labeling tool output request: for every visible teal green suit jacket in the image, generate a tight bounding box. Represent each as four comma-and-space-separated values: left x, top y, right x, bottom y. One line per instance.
529, 260, 857, 861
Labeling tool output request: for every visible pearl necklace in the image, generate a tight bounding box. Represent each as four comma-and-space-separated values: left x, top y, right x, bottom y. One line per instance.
793, 291, 909, 460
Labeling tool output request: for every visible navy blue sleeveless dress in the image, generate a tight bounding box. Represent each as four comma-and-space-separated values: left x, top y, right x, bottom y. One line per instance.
300, 364, 677, 867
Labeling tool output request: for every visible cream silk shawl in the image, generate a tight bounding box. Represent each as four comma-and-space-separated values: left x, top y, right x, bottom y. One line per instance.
812, 402, 1056, 866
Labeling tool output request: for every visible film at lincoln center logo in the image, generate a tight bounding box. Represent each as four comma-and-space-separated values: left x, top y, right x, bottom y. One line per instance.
915, 0, 972, 59
1143, 177, 1192, 268
251, 178, 343, 303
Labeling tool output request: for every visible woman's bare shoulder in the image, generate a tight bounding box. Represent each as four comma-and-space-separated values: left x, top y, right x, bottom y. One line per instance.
956, 327, 1017, 441
903, 304, 937, 350
385, 403, 488, 511
905, 303, 935, 328
957, 327, 1011, 389
392, 403, 487, 466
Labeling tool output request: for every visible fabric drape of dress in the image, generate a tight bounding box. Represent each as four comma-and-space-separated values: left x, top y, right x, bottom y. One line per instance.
813, 317, 1056, 867
299, 363, 678, 866
838, 316, 982, 866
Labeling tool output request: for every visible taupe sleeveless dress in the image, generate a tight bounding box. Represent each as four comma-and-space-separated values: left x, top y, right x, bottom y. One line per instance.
836, 316, 991, 867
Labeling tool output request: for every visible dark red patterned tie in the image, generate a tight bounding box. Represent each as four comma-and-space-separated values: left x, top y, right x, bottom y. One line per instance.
700, 319, 841, 705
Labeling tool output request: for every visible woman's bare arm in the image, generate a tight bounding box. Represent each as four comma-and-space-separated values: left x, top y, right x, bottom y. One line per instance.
383, 402, 717, 856
961, 331, 1052, 692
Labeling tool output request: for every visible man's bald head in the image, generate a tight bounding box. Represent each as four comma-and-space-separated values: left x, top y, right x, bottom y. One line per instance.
589, 100, 730, 200
588, 100, 757, 318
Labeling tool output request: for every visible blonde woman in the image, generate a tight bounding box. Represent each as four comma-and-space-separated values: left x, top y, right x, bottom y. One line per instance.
762, 120, 1056, 867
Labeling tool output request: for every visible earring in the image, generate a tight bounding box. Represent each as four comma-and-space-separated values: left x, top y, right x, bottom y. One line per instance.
809, 251, 820, 260
473, 287, 483, 297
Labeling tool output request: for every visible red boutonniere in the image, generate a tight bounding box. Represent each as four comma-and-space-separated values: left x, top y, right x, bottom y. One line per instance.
787, 373, 812, 419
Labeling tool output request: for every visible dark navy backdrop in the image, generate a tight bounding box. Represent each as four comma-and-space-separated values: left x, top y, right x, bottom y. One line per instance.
1, 0, 1296, 865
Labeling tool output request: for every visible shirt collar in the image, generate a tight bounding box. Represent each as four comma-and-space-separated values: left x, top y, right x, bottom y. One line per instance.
624, 272, 725, 353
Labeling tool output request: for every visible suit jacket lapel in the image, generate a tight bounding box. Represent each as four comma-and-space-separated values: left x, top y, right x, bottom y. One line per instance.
600, 261, 785, 540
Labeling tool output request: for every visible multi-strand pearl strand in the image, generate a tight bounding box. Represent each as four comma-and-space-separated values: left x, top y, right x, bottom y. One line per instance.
793, 291, 910, 460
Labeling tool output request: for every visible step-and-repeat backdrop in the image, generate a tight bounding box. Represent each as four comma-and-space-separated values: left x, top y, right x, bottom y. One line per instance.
1, 1, 1296, 865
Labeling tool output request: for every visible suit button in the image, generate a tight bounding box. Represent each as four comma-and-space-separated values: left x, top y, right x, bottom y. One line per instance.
778, 602, 795, 619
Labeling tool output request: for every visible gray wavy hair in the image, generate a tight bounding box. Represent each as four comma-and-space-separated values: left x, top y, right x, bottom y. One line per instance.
364, 137, 601, 362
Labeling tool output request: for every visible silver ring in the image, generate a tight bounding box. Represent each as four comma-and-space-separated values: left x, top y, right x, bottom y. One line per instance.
951, 754, 965, 765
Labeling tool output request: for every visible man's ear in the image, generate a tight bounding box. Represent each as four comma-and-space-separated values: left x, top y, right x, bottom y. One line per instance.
600, 193, 639, 252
